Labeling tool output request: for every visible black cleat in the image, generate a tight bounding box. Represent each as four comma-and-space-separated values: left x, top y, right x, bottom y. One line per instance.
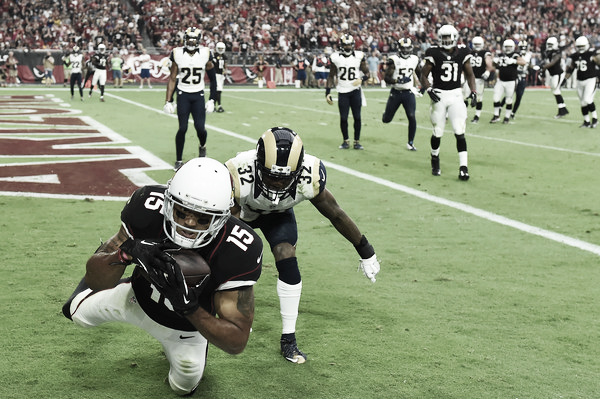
174, 160, 183, 171
470, 115, 479, 124
580, 121, 591, 128
339, 140, 350, 149
502, 117, 510, 124
199, 146, 207, 157
554, 108, 569, 119
353, 141, 364, 150
431, 155, 441, 176
281, 337, 307, 364
592, 118, 598, 128
458, 165, 470, 181
489, 116, 500, 124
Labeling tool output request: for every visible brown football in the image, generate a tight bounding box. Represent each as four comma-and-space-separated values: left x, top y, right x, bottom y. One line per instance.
168, 249, 211, 287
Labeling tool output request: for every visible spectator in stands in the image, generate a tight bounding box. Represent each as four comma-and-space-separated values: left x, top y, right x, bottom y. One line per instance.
6, 51, 19, 86
43, 51, 55, 86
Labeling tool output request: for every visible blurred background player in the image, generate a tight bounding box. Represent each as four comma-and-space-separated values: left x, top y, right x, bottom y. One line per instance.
62, 49, 72, 87
382, 37, 422, 151
420, 24, 477, 181
69, 46, 84, 101
211, 41, 227, 112
468, 36, 494, 124
511, 40, 532, 120
226, 127, 380, 364
89, 43, 108, 101
540, 36, 569, 118
564, 36, 600, 128
490, 39, 526, 124
326, 33, 370, 150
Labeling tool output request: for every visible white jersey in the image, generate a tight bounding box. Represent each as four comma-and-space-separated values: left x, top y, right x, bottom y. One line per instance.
226, 150, 324, 222
517, 51, 532, 79
171, 47, 211, 93
388, 54, 420, 90
69, 53, 84, 74
330, 50, 365, 93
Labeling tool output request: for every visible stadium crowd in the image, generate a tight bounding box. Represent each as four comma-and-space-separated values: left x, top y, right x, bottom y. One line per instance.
1, 0, 599, 57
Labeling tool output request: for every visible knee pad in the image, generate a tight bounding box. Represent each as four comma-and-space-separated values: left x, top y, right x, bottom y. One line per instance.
276, 257, 301, 285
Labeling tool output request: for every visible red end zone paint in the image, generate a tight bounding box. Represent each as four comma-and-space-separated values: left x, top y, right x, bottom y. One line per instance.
0, 95, 171, 200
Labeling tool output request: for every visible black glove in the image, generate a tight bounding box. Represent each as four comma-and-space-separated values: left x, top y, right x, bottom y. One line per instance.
151, 260, 211, 316
396, 76, 411, 84
468, 91, 477, 107
119, 238, 177, 275
427, 87, 441, 102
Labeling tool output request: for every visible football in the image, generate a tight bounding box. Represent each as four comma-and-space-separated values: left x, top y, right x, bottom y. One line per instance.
168, 249, 211, 287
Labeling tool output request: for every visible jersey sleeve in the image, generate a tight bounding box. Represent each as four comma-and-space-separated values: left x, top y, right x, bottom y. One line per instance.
120, 185, 167, 239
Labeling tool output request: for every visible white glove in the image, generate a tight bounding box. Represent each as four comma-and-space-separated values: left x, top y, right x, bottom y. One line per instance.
163, 101, 176, 114
481, 70, 490, 80
359, 254, 380, 283
352, 78, 362, 87
409, 87, 423, 97
506, 57, 517, 65
205, 99, 215, 113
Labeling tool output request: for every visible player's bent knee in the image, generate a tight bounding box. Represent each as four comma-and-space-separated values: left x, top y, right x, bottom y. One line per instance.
433, 126, 444, 138
168, 363, 203, 396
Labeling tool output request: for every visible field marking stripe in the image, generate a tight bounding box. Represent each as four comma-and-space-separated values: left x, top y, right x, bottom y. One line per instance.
106, 93, 600, 256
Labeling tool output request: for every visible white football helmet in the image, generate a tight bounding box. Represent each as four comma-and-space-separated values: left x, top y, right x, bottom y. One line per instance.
340, 34, 355, 55
472, 36, 484, 51
163, 157, 233, 248
546, 37, 559, 51
575, 36, 590, 53
184, 27, 202, 51
398, 38, 413, 58
98, 43, 106, 54
216, 41, 226, 54
438, 25, 459, 50
502, 39, 516, 54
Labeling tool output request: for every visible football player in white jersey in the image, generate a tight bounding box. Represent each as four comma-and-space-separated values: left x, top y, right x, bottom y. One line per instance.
382, 37, 422, 151
164, 27, 218, 171
326, 34, 370, 150
564, 36, 600, 128
226, 127, 381, 364
68, 46, 84, 101
420, 24, 477, 181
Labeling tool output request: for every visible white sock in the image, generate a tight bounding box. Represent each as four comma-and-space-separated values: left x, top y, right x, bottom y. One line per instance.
277, 279, 302, 334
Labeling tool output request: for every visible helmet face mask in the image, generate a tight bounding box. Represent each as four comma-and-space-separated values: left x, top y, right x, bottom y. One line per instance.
472, 36, 484, 51
184, 27, 202, 51
502, 39, 515, 54
340, 34, 355, 55
518, 41, 528, 54
575, 36, 590, 53
163, 158, 233, 248
255, 127, 304, 205
438, 24, 459, 50
216, 41, 226, 54
398, 38, 413, 58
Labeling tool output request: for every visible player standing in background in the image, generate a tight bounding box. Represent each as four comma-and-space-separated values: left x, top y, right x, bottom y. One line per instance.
382, 37, 422, 151
326, 33, 370, 150
540, 36, 569, 118
468, 36, 494, 124
420, 24, 477, 181
89, 43, 108, 102
564, 36, 600, 128
62, 49, 72, 87
69, 46, 84, 101
510, 40, 532, 120
62, 157, 262, 396
489, 39, 526, 124
211, 42, 227, 112
163, 27, 218, 171
226, 127, 380, 364
139, 48, 152, 89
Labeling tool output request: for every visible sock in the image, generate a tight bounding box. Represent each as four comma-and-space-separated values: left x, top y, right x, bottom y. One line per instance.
277, 279, 302, 334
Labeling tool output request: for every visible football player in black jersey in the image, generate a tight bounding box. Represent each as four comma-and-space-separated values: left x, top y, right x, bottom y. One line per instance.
211, 41, 228, 113
468, 36, 494, 124
540, 36, 569, 118
89, 43, 108, 101
62, 157, 263, 396
564, 36, 600, 128
490, 39, 527, 124
420, 24, 477, 181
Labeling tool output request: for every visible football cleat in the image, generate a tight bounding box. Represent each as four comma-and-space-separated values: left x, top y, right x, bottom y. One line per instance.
406, 143, 417, 151
173, 160, 183, 171
281, 337, 307, 364
592, 118, 598, 128
458, 165, 470, 181
580, 121, 591, 128
502, 117, 510, 124
489, 116, 500, 124
100, 96, 105, 102
554, 108, 569, 119
353, 141, 364, 150
510, 112, 516, 120
199, 145, 207, 157
216, 105, 225, 113
470, 115, 479, 124
431, 155, 441, 176
339, 140, 350, 149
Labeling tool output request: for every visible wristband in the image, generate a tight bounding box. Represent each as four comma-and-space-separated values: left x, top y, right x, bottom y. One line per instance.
354, 235, 375, 259
325, 87, 331, 96
361, 75, 369, 82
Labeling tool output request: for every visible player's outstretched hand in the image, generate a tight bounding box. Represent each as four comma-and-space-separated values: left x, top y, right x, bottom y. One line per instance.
359, 254, 380, 283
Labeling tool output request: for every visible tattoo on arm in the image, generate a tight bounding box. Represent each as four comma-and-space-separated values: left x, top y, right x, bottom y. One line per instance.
236, 287, 254, 319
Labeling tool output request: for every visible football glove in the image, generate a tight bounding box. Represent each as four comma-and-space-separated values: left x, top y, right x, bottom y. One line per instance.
468, 91, 477, 107
506, 57, 517, 65
352, 78, 362, 87
359, 254, 380, 283
326, 94, 334, 105
163, 101, 176, 114
426, 87, 441, 103
481, 70, 490, 80
410, 87, 423, 98
205, 99, 215, 113
396, 76, 411, 84
119, 238, 177, 276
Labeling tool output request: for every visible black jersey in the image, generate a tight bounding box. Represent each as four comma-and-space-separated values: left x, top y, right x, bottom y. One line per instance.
424, 44, 473, 90
211, 52, 227, 75
121, 185, 263, 331
544, 50, 563, 75
569, 49, 600, 80
470, 49, 491, 79
496, 53, 520, 81
91, 53, 108, 70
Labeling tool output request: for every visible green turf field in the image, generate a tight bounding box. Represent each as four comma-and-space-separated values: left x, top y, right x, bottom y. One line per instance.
1, 84, 599, 398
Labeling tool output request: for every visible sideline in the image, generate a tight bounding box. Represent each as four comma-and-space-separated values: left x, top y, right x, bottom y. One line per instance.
103, 91, 600, 257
